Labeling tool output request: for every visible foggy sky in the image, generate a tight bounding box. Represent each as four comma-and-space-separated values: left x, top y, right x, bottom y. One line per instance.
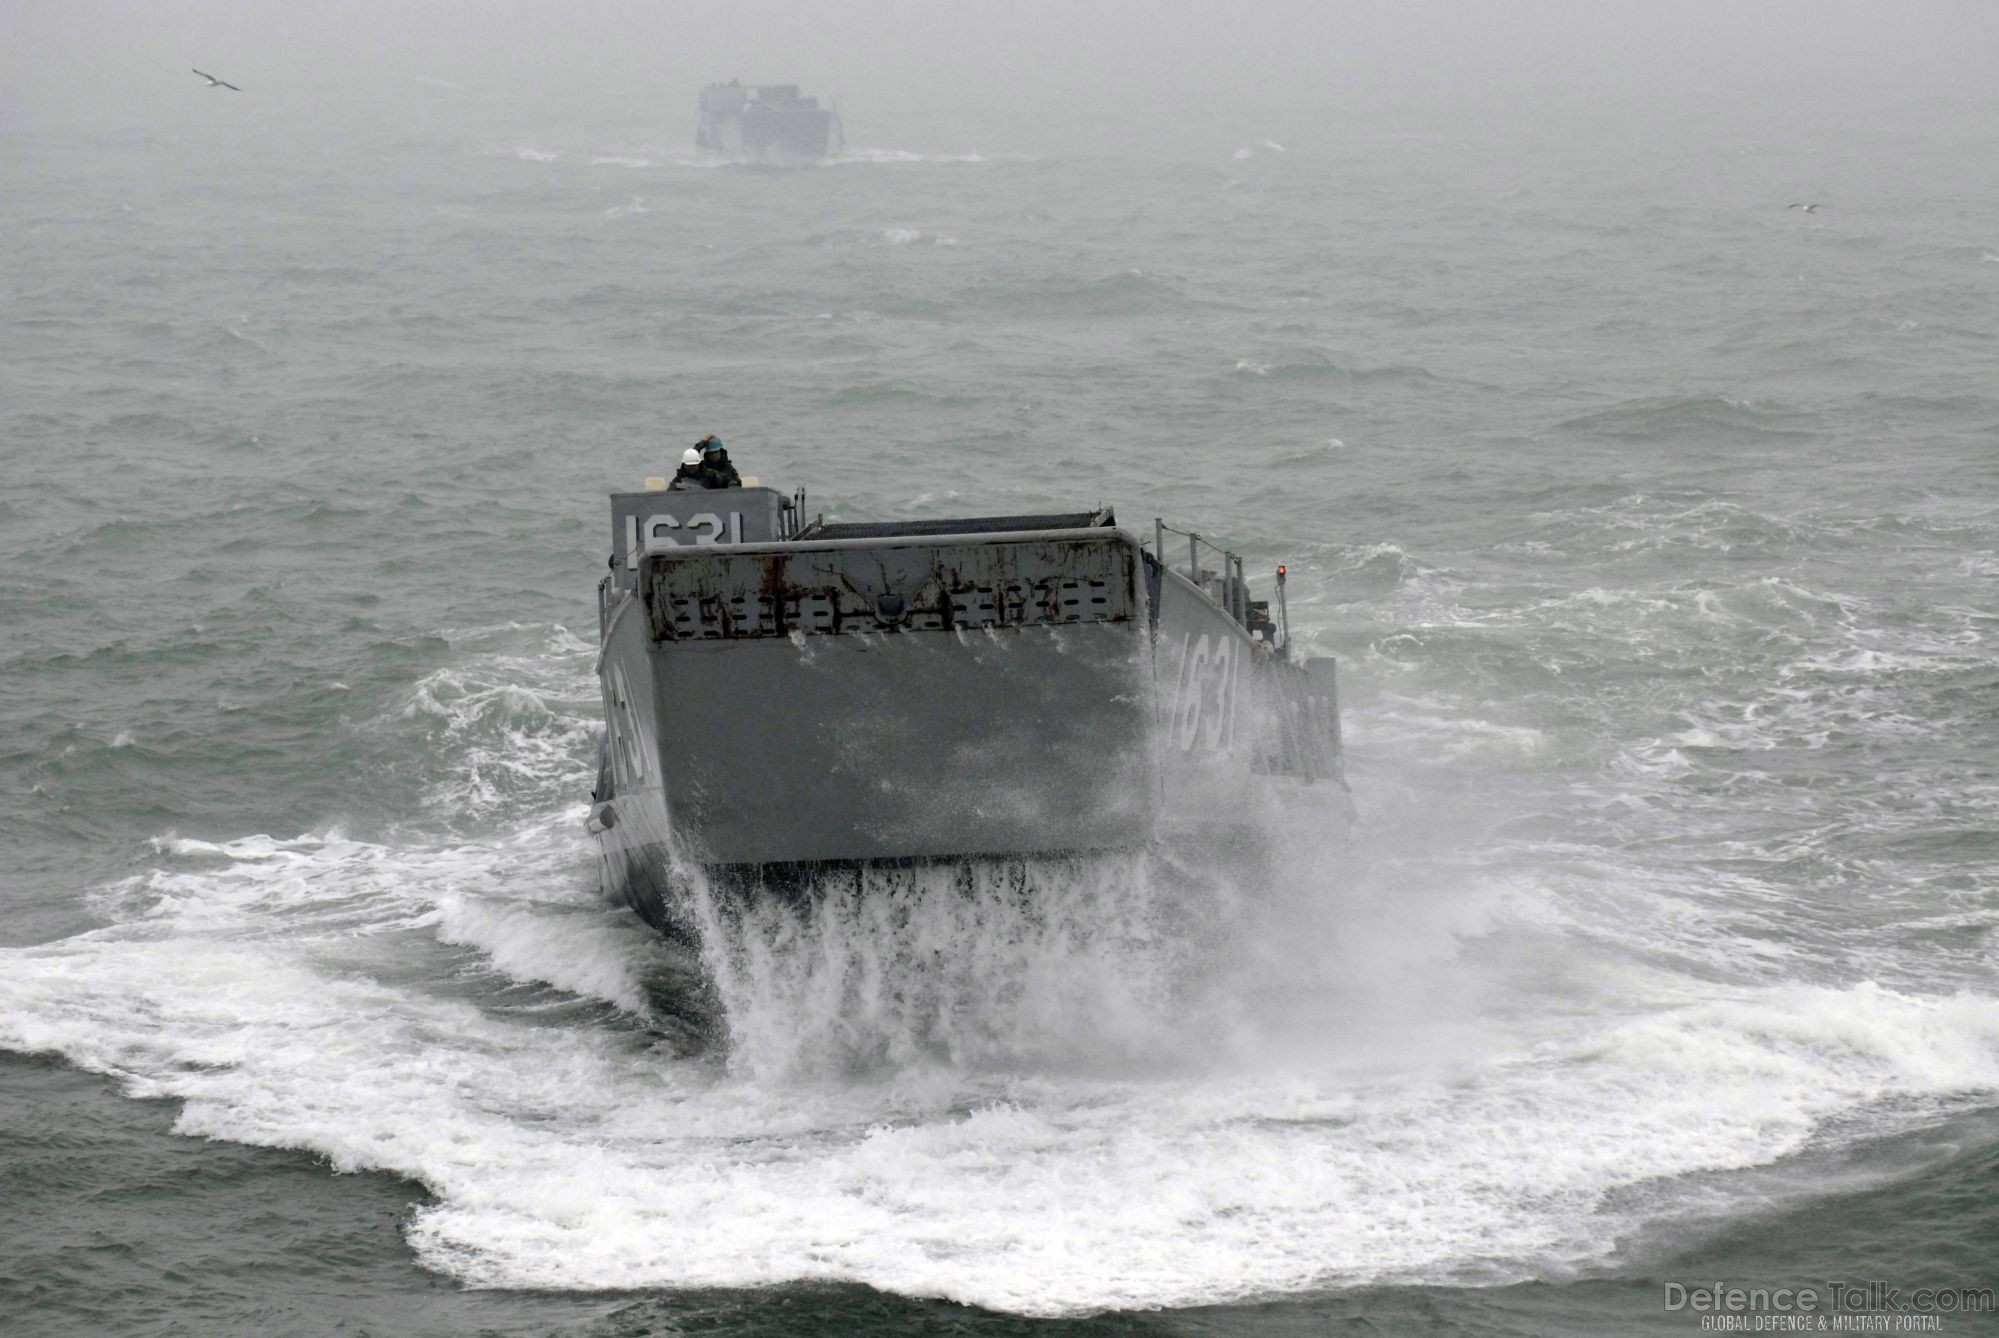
6, 0, 1998, 140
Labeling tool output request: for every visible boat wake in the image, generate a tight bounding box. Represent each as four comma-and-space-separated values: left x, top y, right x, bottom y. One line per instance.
831, 148, 996, 166
3, 623, 1998, 1316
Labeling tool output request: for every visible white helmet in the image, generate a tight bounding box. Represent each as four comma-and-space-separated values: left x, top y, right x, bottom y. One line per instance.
681, 447, 702, 466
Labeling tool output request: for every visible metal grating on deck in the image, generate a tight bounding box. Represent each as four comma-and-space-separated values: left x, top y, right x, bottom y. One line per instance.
642, 536, 1135, 642
801, 510, 1110, 541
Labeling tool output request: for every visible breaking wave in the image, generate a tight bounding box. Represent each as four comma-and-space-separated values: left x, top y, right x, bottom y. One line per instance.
8, 819, 1997, 1317
832, 148, 991, 165
3, 592, 1997, 1317
679, 855, 1212, 1081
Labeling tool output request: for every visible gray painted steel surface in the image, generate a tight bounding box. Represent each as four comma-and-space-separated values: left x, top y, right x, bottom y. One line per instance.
607, 486, 790, 592
589, 495, 1346, 934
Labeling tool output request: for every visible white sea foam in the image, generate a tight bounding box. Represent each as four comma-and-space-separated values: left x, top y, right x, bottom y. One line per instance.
513, 146, 559, 163
834, 148, 989, 165
7, 865, 1996, 1318
1360, 700, 1551, 765
882, 228, 923, 245
679, 855, 1200, 1081
590, 156, 654, 168
63, 816, 650, 1011
7, 607, 1998, 1318
604, 196, 647, 219
392, 622, 599, 818
429, 842, 662, 1014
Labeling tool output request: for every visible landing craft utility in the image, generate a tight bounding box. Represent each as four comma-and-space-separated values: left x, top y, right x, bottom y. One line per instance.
695, 81, 844, 162
589, 477, 1347, 935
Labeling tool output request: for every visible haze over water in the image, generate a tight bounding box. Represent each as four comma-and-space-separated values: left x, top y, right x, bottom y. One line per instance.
3, 3, 1998, 1333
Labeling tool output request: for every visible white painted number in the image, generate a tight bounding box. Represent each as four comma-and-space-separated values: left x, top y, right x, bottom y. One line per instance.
1168, 632, 1237, 753
643, 511, 743, 550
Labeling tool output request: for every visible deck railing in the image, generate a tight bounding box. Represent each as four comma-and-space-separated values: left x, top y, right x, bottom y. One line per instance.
1148, 518, 1288, 649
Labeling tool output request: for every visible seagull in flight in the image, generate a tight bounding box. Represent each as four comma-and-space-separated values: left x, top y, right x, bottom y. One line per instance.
1787, 202, 1821, 213
192, 69, 241, 91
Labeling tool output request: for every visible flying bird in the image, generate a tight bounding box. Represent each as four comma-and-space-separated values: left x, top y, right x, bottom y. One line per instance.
1787, 203, 1821, 213
192, 69, 241, 91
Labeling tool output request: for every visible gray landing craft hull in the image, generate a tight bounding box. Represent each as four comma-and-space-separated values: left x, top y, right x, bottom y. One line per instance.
695, 81, 844, 162
589, 495, 1343, 935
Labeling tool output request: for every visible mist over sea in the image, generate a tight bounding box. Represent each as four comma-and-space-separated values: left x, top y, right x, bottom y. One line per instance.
4, 19, 1998, 1335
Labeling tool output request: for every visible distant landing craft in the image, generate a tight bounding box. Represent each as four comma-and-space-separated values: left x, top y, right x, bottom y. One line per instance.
192, 69, 241, 91
1787, 203, 1821, 213
696, 81, 842, 162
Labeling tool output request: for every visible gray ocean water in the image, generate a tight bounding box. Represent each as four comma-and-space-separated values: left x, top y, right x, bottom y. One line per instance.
3, 68, 1998, 1337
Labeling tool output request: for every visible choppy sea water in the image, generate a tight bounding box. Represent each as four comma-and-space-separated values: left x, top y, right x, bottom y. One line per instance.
3, 73, 1998, 1336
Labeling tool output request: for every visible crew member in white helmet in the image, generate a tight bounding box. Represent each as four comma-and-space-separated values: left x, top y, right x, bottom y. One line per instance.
667, 446, 710, 491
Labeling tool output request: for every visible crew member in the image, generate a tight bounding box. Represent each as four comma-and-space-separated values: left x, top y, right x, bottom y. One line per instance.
667, 447, 710, 491
697, 434, 742, 488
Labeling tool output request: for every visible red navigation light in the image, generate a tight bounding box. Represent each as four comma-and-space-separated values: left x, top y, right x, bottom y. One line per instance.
1277, 565, 1287, 576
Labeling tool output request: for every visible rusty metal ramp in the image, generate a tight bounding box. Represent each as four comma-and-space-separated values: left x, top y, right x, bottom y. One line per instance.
634, 530, 1154, 866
